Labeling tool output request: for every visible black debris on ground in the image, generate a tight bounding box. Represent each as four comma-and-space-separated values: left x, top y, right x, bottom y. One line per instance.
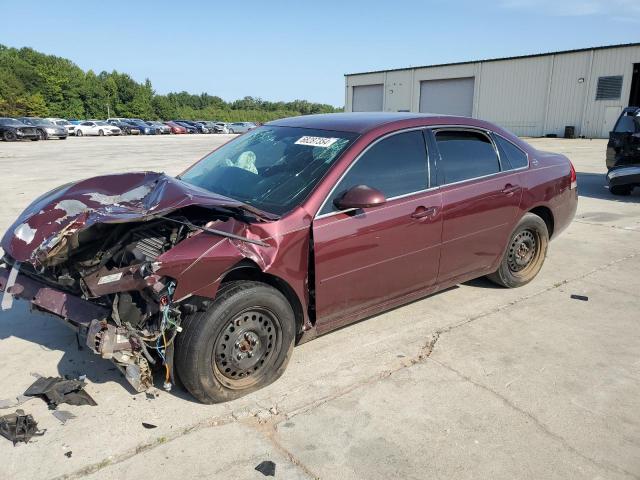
255, 460, 276, 477
142, 422, 157, 429
65, 451, 72, 458
570, 294, 589, 301
24, 377, 97, 410
0, 410, 45, 446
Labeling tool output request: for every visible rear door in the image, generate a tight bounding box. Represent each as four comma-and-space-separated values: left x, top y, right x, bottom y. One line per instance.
429, 128, 523, 284
312, 129, 442, 330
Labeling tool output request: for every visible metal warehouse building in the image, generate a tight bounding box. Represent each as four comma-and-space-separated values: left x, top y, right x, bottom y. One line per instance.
345, 43, 640, 138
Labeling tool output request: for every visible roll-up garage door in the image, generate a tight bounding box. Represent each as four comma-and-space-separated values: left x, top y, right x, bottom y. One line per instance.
419, 77, 474, 117
352, 84, 384, 112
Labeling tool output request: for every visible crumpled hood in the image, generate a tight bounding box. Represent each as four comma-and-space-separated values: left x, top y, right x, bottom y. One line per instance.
1, 171, 248, 266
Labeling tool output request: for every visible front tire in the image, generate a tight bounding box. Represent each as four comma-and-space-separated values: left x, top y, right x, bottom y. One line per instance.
37, 129, 47, 140
487, 213, 549, 288
76, 129, 83, 137
98, 129, 104, 136
175, 281, 295, 403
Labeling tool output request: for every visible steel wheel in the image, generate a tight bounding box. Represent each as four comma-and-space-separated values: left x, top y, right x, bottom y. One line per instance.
507, 229, 538, 274
212, 307, 282, 390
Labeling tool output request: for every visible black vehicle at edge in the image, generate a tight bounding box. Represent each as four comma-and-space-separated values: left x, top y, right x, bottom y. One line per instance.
606, 107, 640, 195
0, 118, 40, 141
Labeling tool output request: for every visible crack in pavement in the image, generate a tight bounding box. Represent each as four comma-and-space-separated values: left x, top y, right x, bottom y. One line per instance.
428, 358, 640, 480
243, 416, 321, 480
52, 250, 639, 480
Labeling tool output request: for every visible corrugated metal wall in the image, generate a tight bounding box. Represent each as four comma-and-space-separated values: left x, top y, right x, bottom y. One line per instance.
345, 45, 640, 138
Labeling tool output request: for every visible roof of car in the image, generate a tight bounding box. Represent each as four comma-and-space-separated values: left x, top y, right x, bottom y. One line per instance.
267, 112, 460, 134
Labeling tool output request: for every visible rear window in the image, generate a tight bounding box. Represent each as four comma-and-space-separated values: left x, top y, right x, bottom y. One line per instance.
614, 114, 639, 133
435, 130, 500, 184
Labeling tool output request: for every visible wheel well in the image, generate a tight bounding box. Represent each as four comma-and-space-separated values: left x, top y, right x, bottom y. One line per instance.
529, 206, 554, 238
221, 261, 305, 336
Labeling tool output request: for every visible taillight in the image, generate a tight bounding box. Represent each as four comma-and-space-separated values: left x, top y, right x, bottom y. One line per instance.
569, 160, 577, 190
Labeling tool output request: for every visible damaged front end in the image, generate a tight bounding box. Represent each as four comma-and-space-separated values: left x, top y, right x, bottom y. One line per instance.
0, 172, 274, 393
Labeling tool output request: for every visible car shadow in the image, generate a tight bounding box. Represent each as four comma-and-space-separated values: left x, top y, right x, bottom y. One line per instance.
577, 172, 640, 203
0, 300, 194, 400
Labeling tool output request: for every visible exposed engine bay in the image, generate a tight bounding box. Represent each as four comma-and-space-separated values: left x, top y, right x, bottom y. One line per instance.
4, 209, 244, 393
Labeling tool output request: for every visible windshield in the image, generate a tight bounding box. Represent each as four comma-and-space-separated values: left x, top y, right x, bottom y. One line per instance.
614, 114, 640, 134
56, 120, 70, 126
180, 126, 358, 216
0, 118, 24, 126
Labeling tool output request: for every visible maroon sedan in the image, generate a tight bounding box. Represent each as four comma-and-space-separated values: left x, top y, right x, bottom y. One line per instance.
0, 113, 577, 403
164, 121, 187, 134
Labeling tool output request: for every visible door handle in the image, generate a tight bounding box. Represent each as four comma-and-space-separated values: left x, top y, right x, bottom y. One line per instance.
501, 184, 520, 195
411, 206, 438, 219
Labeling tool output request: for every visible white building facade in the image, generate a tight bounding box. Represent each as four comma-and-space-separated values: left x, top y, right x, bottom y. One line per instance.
345, 43, 640, 138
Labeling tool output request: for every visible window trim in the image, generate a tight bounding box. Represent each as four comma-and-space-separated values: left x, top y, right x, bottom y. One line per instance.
430, 126, 521, 188
491, 132, 530, 172
315, 126, 433, 220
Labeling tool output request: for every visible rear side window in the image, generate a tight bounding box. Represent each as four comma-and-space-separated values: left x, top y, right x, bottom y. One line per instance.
321, 130, 428, 215
435, 130, 500, 184
494, 135, 528, 170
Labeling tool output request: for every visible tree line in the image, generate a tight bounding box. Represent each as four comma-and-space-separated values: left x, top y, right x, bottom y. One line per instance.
0, 44, 342, 121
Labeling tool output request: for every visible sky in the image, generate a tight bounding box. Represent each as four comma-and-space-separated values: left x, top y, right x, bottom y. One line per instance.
2, 0, 639, 106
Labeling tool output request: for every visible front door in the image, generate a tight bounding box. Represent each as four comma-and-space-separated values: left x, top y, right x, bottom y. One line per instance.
312, 130, 443, 331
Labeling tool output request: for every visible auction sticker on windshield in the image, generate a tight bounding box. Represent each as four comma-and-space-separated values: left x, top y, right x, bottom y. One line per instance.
295, 136, 339, 148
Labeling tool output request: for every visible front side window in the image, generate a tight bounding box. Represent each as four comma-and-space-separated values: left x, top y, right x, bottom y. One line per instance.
494, 135, 528, 170
435, 130, 500, 184
180, 126, 358, 216
320, 130, 428, 215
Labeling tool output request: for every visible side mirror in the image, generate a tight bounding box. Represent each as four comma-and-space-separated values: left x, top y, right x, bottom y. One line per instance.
334, 185, 386, 210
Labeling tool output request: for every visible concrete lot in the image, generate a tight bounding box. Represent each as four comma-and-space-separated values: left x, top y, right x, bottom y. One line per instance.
0, 135, 638, 479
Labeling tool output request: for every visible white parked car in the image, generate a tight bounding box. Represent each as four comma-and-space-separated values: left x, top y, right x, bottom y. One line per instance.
227, 122, 257, 134
75, 121, 121, 137
46, 118, 76, 135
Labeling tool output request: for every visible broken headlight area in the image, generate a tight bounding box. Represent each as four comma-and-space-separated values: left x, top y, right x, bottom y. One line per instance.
4, 214, 220, 393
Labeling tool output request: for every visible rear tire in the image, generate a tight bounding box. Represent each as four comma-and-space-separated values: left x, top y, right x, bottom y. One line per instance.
3, 131, 17, 141
610, 185, 633, 196
487, 213, 549, 288
175, 281, 295, 403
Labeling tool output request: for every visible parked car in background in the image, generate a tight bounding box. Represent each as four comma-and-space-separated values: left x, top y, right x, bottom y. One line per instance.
107, 119, 140, 135
0, 117, 40, 141
0, 113, 577, 403
126, 119, 156, 135
164, 121, 187, 134
106, 117, 131, 124
606, 106, 640, 195
195, 121, 218, 133
174, 121, 198, 134
227, 122, 256, 134
213, 122, 230, 134
17, 117, 68, 140
177, 120, 209, 134
75, 121, 121, 136
46, 118, 76, 136
146, 121, 171, 134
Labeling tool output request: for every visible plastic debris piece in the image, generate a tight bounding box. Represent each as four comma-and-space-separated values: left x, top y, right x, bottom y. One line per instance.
570, 294, 589, 301
24, 377, 97, 410
142, 422, 157, 429
52, 410, 77, 425
0, 395, 33, 410
0, 409, 46, 445
65, 451, 72, 458
255, 461, 276, 477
